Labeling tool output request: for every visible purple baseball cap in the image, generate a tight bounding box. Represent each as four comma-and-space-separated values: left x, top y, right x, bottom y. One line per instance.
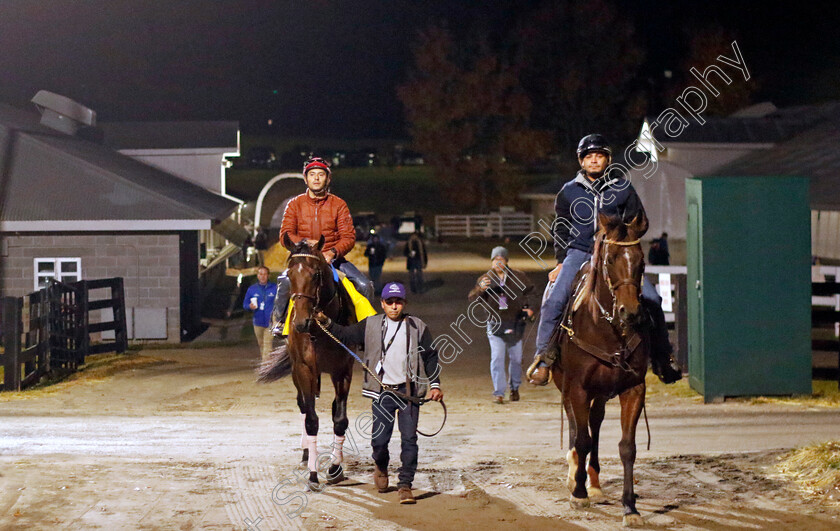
381, 282, 406, 300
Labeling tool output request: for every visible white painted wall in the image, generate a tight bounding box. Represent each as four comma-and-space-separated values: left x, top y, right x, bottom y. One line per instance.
124, 152, 227, 194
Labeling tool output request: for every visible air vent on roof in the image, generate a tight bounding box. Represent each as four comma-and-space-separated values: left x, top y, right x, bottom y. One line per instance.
31, 90, 97, 135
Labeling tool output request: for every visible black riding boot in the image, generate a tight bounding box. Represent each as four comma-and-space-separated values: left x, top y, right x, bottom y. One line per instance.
643, 299, 682, 384
271, 274, 290, 337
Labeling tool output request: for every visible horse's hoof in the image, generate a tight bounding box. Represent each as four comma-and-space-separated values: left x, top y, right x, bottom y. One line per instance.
305, 480, 324, 493
569, 495, 590, 510
300, 449, 309, 467
622, 513, 644, 527
326, 464, 345, 484
587, 487, 606, 503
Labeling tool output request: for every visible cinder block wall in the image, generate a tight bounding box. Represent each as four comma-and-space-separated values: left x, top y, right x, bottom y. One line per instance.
1, 232, 181, 341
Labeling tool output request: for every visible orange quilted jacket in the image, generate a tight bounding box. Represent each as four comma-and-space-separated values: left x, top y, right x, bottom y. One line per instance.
280, 192, 356, 258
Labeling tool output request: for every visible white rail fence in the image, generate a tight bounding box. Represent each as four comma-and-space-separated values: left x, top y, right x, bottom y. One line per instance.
435, 213, 534, 238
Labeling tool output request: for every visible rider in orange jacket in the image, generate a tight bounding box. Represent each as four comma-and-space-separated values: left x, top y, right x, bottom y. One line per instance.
272, 156, 373, 330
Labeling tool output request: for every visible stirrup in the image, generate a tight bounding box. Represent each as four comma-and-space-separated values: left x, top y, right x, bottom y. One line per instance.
526, 357, 552, 386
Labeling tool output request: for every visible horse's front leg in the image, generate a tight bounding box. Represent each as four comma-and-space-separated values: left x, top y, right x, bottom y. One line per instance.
295, 389, 308, 467
326, 365, 352, 484
587, 396, 607, 503
566, 386, 592, 508
618, 383, 645, 527
295, 352, 321, 491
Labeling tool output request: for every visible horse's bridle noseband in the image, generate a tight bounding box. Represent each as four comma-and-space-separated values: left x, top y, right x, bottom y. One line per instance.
288, 253, 329, 311
596, 236, 642, 326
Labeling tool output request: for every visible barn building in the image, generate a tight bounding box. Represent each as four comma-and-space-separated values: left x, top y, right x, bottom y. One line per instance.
520, 101, 840, 260
0, 91, 240, 341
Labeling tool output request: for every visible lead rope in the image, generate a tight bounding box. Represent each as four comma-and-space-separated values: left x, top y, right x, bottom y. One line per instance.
313, 319, 447, 437
643, 403, 651, 451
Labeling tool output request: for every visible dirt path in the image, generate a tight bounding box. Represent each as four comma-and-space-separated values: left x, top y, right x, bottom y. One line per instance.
1, 269, 839, 530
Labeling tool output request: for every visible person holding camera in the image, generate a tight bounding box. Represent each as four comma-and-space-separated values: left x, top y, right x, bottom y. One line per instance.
468, 247, 535, 404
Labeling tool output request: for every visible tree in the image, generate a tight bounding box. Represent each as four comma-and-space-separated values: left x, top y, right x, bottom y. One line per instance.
672, 26, 757, 116
398, 26, 550, 211
514, 0, 646, 151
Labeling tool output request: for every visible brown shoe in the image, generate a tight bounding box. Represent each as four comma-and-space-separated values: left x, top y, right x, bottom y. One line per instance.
493, 396, 504, 404
398, 486, 416, 504
510, 389, 520, 402
374, 466, 388, 493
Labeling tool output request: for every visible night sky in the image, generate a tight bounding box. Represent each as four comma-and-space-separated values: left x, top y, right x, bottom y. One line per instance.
0, 1, 836, 138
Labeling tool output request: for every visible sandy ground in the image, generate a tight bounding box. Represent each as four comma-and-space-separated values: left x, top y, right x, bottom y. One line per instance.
1, 264, 840, 530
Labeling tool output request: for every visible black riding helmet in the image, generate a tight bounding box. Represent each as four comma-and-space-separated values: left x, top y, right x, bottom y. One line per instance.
576, 134, 612, 159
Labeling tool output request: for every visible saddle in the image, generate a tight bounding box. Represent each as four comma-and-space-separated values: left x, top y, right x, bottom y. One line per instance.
547, 266, 646, 375
280, 266, 377, 335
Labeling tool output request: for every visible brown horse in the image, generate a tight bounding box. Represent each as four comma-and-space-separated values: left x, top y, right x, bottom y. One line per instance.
258, 234, 357, 491
552, 211, 651, 527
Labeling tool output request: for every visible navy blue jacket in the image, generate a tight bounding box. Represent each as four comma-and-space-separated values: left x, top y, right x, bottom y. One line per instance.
553, 171, 644, 262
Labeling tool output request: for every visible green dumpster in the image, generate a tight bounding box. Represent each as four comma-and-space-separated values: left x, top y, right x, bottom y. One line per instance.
685, 176, 811, 402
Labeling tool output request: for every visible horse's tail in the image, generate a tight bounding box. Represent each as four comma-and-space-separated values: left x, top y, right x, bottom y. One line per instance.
256, 342, 292, 383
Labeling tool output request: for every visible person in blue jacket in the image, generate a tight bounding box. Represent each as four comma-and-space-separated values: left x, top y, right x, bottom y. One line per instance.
243, 266, 277, 359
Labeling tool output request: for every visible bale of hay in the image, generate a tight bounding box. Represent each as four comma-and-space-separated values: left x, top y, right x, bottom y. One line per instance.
777, 441, 840, 503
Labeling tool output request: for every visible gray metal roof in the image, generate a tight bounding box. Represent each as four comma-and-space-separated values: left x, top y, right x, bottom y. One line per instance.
0, 104, 238, 227
100, 121, 239, 150
648, 101, 840, 144
705, 112, 840, 210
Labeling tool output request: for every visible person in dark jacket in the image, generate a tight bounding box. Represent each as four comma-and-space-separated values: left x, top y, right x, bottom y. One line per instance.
648, 232, 670, 265
528, 134, 681, 386
364, 234, 388, 295
404, 231, 427, 294
317, 281, 442, 505
468, 246, 536, 403
254, 227, 269, 267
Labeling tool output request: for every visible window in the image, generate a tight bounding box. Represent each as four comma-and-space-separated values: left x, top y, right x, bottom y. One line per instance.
33, 258, 82, 290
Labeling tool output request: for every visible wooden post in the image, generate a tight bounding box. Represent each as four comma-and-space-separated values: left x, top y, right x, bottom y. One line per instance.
2, 296, 21, 391
113, 278, 128, 353
674, 274, 689, 373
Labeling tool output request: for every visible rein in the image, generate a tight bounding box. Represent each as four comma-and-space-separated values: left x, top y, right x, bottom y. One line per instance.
288, 253, 338, 314
314, 319, 447, 437
563, 235, 645, 376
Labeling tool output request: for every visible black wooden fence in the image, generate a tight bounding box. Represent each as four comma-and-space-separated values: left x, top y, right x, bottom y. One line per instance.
1, 277, 127, 391
811, 280, 840, 388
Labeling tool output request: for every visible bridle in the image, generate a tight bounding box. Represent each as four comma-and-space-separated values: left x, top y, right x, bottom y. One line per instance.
288, 253, 336, 318
593, 235, 642, 327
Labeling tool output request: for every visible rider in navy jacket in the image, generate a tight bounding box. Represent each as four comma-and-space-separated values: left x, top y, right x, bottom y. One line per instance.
528, 134, 681, 386
552, 171, 643, 262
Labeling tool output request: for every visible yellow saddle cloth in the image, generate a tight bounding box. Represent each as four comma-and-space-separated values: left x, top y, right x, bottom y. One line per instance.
281, 272, 377, 335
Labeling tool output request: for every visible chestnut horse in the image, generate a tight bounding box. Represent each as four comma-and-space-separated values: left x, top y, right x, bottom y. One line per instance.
258, 234, 357, 491
552, 211, 651, 527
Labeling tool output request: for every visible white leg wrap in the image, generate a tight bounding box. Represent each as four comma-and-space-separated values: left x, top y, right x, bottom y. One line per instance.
307, 435, 318, 472
331, 435, 345, 465
300, 414, 307, 449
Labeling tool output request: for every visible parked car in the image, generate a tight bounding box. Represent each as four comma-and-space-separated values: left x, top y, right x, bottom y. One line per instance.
353, 211, 379, 241
392, 212, 424, 240
246, 146, 278, 169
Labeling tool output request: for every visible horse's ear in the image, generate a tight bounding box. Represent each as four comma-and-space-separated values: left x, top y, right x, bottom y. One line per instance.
627, 211, 649, 239
315, 235, 325, 252
598, 211, 620, 234
282, 232, 295, 252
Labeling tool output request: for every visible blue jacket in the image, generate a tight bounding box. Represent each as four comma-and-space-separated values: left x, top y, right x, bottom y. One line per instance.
552, 170, 644, 262
243, 282, 277, 327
